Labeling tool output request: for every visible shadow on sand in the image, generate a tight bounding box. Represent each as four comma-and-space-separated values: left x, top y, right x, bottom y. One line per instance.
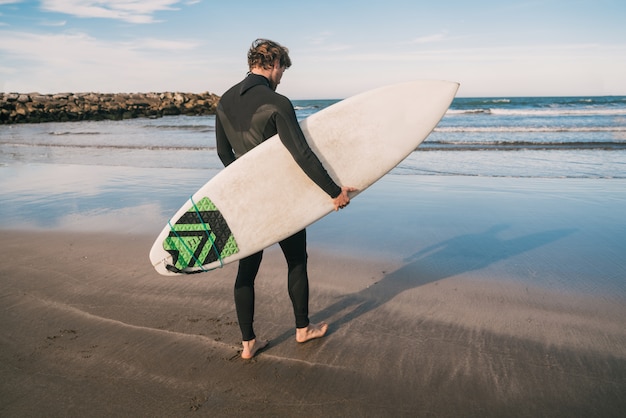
272, 224, 576, 346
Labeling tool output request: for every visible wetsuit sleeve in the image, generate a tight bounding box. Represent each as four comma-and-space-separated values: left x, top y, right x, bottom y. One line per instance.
216, 113, 236, 167
275, 107, 342, 198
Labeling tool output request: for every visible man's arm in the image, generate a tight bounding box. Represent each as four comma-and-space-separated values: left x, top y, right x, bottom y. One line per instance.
274, 107, 342, 198
216, 113, 236, 167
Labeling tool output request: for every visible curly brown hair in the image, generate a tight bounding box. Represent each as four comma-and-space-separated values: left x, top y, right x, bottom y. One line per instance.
247, 38, 292, 70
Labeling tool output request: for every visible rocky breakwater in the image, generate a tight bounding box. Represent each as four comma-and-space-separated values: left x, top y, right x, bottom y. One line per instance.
0, 91, 220, 124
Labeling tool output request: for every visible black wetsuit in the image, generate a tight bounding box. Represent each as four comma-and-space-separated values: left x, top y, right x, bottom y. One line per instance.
215, 73, 340, 341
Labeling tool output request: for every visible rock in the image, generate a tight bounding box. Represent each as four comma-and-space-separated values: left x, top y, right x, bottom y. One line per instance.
15, 103, 28, 116
0, 91, 220, 124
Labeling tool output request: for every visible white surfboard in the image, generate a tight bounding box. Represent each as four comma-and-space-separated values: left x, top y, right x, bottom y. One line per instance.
150, 80, 459, 275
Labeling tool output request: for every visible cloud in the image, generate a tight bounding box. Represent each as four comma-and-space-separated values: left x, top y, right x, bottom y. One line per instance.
129, 37, 199, 51
0, 29, 207, 92
304, 32, 351, 53
40, 0, 185, 24
41, 20, 67, 27
306, 32, 333, 46
411, 32, 448, 45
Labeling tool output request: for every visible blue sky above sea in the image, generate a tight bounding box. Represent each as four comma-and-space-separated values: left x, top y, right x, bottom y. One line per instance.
1, 0, 625, 98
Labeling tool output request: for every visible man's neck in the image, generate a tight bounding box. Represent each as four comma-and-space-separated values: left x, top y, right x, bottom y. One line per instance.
250, 67, 271, 78
249, 67, 276, 91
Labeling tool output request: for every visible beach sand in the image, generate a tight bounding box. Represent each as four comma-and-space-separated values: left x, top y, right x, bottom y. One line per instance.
1, 176, 626, 417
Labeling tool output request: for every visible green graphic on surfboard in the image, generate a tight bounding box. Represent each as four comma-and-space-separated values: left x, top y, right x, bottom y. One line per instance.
163, 197, 238, 273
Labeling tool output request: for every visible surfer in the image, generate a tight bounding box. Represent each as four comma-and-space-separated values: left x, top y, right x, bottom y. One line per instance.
216, 38, 355, 359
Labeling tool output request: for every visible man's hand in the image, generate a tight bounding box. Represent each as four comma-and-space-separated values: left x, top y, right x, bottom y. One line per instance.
332, 186, 357, 211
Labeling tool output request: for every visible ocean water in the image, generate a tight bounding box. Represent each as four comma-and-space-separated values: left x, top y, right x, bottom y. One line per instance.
2, 96, 624, 178
2, 95, 626, 229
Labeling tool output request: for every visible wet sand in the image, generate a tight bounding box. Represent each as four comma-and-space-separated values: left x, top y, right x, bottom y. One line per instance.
1, 176, 626, 416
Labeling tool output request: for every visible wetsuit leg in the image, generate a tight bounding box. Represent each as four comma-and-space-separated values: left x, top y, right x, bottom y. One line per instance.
279, 229, 310, 329
234, 251, 263, 341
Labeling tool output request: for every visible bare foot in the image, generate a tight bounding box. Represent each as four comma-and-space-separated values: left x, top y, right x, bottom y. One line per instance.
295, 322, 328, 343
241, 338, 269, 359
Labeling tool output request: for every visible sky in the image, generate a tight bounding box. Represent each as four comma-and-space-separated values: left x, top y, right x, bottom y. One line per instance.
0, 0, 625, 99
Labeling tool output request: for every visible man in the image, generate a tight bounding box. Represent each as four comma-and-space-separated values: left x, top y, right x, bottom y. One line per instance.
215, 39, 355, 359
